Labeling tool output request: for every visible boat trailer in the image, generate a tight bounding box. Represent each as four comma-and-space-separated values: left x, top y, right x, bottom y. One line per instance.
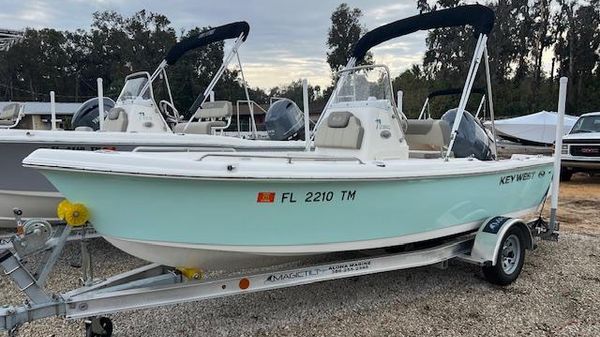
0, 216, 558, 337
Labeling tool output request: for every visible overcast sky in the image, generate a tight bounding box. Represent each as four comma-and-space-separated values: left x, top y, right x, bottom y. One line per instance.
1, 1, 432, 89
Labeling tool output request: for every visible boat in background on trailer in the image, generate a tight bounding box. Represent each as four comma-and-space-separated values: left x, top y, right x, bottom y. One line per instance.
488, 111, 578, 146
0, 21, 306, 227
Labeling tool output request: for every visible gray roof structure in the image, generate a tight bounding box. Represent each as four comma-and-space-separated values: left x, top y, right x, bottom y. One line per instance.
0, 101, 81, 115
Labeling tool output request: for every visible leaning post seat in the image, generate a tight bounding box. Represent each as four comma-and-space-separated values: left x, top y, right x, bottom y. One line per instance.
405, 119, 451, 151
314, 111, 364, 150
174, 101, 232, 135
102, 108, 128, 132
195, 101, 233, 120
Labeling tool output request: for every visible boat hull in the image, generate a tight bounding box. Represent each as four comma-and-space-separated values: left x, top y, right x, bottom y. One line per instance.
38, 161, 553, 269
0, 132, 303, 226
0, 189, 62, 227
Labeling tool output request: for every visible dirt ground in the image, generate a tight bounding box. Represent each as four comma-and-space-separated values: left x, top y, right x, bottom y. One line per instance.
548, 173, 600, 235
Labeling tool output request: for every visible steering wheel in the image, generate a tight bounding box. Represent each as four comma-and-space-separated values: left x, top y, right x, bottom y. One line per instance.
159, 100, 180, 123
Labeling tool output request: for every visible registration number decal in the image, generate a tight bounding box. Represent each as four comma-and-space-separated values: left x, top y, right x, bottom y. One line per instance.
257, 190, 357, 204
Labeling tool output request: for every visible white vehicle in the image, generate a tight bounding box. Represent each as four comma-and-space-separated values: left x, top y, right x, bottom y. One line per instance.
561, 111, 600, 180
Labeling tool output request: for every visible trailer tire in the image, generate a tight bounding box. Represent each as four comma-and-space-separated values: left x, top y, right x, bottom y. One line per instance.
482, 226, 526, 286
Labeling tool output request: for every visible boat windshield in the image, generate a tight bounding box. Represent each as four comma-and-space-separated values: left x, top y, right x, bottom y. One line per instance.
570, 115, 600, 134
332, 65, 394, 105
117, 74, 152, 102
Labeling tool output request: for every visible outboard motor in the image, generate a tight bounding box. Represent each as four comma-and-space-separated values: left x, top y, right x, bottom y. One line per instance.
71, 97, 115, 131
441, 108, 494, 161
265, 99, 305, 141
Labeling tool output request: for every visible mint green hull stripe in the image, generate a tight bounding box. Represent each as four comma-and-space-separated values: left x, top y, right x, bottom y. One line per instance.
44, 165, 553, 246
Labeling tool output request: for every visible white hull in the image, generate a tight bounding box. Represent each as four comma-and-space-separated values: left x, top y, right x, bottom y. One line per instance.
0, 189, 61, 227
103, 207, 537, 270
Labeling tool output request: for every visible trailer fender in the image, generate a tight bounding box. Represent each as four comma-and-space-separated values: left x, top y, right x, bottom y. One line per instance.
469, 217, 534, 266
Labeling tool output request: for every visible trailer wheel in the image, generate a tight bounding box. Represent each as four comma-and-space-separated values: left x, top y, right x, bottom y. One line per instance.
482, 227, 526, 285
85, 317, 113, 337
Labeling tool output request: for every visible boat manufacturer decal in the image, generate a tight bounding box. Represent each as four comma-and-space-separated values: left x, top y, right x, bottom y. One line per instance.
46, 145, 117, 151
265, 268, 327, 283
499, 171, 543, 185
256, 192, 276, 203
375, 118, 391, 130
278, 190, 357, 204
483, 216, 509, 234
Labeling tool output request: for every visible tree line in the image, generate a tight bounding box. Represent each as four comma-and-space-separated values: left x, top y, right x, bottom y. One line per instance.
1, 1, 598, 118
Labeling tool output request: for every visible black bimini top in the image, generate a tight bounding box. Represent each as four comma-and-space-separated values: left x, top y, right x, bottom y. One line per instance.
165, 21, 250, 65
428, 88, 485, 99
352, 5, 494, 61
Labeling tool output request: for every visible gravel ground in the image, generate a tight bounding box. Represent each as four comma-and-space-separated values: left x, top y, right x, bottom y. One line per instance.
1, 176, 599, 337
1, 233, 598, 337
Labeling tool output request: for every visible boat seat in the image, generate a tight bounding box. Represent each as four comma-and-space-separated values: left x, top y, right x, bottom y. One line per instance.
176, 101, 232, 134
314, 111, 364, 149
405, 119, 450, 151
103, 108, 128, 132
173, 121, 227, 134
193, 101, 233, 119
75, 126, 94, 132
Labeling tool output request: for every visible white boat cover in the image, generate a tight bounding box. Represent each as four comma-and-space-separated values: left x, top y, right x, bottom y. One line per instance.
486, 111, 578, 145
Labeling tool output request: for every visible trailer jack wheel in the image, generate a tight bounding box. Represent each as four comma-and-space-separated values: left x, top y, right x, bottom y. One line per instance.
482, 226, 526, 286
85, 317, 113, 337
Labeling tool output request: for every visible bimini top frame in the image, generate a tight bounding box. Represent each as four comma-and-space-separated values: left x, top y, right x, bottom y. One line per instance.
136, 21, 258, 137
315, 4, 498, 159
418, 87, 486, 120
351, 5, 494, 62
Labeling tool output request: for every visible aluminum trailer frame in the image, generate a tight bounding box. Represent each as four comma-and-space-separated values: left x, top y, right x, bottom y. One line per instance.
0, 216, 557, 336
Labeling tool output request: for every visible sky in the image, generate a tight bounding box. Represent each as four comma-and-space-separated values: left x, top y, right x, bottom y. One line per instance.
0, 0, 430, 89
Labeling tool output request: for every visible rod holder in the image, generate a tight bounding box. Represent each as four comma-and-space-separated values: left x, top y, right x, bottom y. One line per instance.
50, 91, 56, 131
302, 79, 310, 151
397, 90, 403, 114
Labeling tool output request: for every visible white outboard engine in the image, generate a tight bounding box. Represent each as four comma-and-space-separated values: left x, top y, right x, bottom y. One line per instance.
442, 108, 494, 161
265, 99, 305, 141
71, 97, 115, 131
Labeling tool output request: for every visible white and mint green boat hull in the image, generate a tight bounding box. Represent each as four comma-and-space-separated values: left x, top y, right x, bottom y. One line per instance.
28, 151, 554, 270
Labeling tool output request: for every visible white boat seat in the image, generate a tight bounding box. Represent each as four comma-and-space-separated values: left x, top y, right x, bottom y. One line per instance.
173, 121, 227, 134
75, 126, 94, 132
103, 108, 128, 132
405, 119, 450, 151
315, 111, 364, 149
193, 101, 233, 119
